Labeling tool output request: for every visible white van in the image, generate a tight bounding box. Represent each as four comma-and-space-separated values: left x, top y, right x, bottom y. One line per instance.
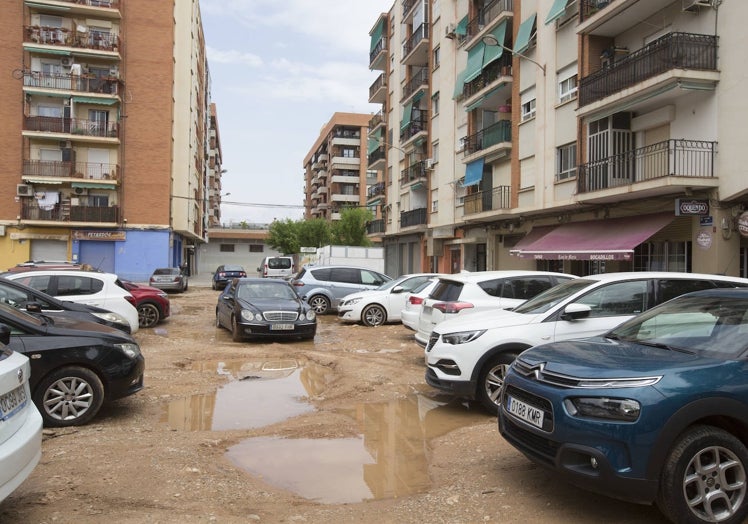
258, 256, 295, 279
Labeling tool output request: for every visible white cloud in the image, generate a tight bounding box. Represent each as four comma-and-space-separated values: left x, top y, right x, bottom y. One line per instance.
206, 46, 262, 67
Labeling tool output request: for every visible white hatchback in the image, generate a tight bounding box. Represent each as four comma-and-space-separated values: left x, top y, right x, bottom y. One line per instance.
414, 271, 575, 346
401, 278, 440, 332
5, 270, 139, 333
0, 340, 43, 503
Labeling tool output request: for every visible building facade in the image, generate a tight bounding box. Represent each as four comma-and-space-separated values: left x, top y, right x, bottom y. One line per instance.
0, 0, 221, 280
367, 0, 748, 279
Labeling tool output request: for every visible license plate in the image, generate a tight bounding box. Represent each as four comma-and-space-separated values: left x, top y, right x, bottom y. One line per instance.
0, 384, 28, 421
506, 395, 544, 429
270, 323, 294, 330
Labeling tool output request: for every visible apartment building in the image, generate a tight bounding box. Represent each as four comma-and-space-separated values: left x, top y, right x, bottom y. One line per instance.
304, 112, 372, 222
367, 0, 748, 278
0, 0, 219, 280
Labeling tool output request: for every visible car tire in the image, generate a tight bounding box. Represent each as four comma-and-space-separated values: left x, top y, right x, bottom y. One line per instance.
33, 366, 105, 427
476, 353, 517, 414
215, 310, 222, 329
308, 295, 330, 315
211, 281, 217, 290
362, 304, 386, 327
657, 425, 748, 524
137, 302, 161, 328
231, 315, 243, 342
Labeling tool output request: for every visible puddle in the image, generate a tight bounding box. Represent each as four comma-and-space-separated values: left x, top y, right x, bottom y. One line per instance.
162, 359, 333, 431
225, 394, 487, 504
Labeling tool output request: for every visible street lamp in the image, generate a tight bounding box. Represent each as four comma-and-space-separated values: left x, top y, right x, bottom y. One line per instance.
482, 34, 546, 76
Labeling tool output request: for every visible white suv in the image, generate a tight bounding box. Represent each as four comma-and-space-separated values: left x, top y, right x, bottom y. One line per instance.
5, 270, 139, 333
415, 271, 575, 346
425, 272, 748, 413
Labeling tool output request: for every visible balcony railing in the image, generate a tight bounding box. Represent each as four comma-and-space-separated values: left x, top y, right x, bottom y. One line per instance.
579, 32, 718, 106
403, 23, 429, 56
24, 71, 120, 95
368, 147, 385, 166
57, 0, 120, 7
461, 120, 511, 156
369, 73, 385, 99
403, 0, 417, 16
367, 182, 385, 199
21, 202, 120, 223
369, 110, 384, 130
23, 160, 119, 180
24, 116, 119, 138
577, 139, 716, 194
580, 0, 612, 22
25, 26, 120, 52
400, 207, 427, 227
367, 219, 386, 234
463, 186, 511, 215
369, 36, 387, 65
402, 68, 429, 100
462, 53, 512, 99
400, 112, 428, 142
400, 160, 428, 186
466, 0, 514, 40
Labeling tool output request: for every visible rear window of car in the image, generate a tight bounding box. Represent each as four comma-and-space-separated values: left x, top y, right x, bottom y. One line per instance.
430, 280, 464, 302
658, 279, 715, 303
57, 276, 104, 296
154, 268, 178, 276
267, 258, 292, 269
309, 268, 331, 281
496, 277, 554, 300
224, 265, 245, 272
330, 268, 360, 284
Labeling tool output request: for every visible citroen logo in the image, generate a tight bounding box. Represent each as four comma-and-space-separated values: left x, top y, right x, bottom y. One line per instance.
531, 362, 546, 381
17, 368, 23, 384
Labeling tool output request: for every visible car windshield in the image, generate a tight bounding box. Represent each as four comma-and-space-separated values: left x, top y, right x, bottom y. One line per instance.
512, 279, 595, 315
377, 275, 412, 291
609, 294, 748, 357
237, 283, 297, 301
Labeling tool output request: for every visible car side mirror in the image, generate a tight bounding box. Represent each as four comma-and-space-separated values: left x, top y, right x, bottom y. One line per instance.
561, 303, 592, 321
391, 285, 404, 294
0, 324, 9, 345
25, 302, 43, 313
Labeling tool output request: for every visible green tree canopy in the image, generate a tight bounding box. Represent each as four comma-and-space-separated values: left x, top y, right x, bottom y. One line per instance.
266, 218, 300, 255
331, 207, 374, 247
297, 218, 332, 248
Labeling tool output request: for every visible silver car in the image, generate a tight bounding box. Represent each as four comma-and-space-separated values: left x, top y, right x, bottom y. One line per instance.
290, 265, 392, 315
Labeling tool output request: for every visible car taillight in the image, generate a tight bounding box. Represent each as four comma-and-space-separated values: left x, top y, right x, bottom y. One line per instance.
292, 281, 304, 287
124, 295, 136, 306
409, 296, 424, 305
433, 302, 474, 314
219, 272, 226, 278
263, 265, 268, 277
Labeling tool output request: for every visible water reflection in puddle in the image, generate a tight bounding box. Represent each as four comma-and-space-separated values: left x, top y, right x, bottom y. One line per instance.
225, 395, 487, 503
162, 359, 332, 431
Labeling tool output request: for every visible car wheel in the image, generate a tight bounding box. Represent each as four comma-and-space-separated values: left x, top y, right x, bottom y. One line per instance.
477, 353, 517, 414
362, 304, 386, 327
308, 295, 330, 315
211, 281, 217, 290
137, 303, 161, 328
33, 366, 104, 427
231, 315, 244, 342
215, 310, 222, 329
657, 425, 748, 524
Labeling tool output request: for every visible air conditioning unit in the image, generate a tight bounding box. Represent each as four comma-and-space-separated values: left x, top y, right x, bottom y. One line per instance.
16, 184, 33, 197
61, 57, 73, 67
683, 0, 713, 11
73, 187, 88, 196
445, 23, 456, 39
425, 158, 435, 169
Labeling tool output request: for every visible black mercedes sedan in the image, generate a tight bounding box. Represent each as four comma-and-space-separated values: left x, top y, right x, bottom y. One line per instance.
216, 277, 316, 342
0, 302, 144, 427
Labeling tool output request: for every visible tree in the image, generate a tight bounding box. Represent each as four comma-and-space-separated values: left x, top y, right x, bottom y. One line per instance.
331, 207, 373, 247
297, 218, 332, 248
266, 218, 300, 255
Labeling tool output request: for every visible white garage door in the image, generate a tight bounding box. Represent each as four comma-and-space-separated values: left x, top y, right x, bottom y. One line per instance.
30, 240, 68, 262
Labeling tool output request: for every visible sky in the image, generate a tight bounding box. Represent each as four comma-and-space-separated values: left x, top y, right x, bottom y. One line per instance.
199, 0, 394, 226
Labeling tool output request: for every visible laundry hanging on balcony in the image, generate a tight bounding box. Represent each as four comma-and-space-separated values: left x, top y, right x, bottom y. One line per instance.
36, 191, 59, 211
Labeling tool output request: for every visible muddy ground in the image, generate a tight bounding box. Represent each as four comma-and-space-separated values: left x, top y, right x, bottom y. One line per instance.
0, 286, 668, 523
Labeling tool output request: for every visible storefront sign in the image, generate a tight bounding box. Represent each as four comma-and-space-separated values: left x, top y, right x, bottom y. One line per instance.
675, 199, 709, 216
700, 216, 713, 227
72, 230, 126, 241
738, 211, 748, 237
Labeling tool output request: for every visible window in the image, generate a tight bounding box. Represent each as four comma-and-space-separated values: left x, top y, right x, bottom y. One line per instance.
361, 270, 385, 285
658, 279, 715, 303
249, 244, 264, 253
342, 148, 356, 158
521, 98, 536, 122
431, 189, 438, 212
220, 244, 235, 253
498, 277, 553, 300
556, 142, 577, 181
89, 194, 108, 207
56, 276, 104, 297
559, 74, 578, 103
577, 280, 649, 317
432, 92, 440, 115
432, 141, 439, 164
331, 268, 360, 284
433, 46, 440, 69
634, 241, 692, 272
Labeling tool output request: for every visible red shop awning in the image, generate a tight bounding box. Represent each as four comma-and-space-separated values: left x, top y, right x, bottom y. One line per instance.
510, 213, 674, 261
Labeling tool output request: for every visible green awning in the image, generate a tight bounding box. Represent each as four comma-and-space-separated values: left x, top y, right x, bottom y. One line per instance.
72, 96, 117, 105
453, 69, 467, 99
412, 90, 425, 103
483, 20, 508, 67
514, 14, 537, 55
465, 96, 485, 112
24, 178, 63, 184
400, 100, 413, 130
455, 16, 468, 36
464, 42, 485, 83
370, 18, 385, 52
23, 46, 71, 56
545, 0, 571, 25
72, 182, 116, 190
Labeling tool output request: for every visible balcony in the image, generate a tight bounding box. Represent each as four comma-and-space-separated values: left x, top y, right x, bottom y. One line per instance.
402, 68, 429, 101
25, 25, 120, 53
370, 36, 388, 71
24, 116, 119, 138
368, 110, 384, 132
23, 160, 119, 180
463, 186, 511, 215
24, 71, 120, 95
31, 0, 121, 16
367, 182, 386, 199
367, 219, 386, 235
402, 23, 429, 66
400, 160, 428, 188
403, 0, 417, 17
400, 112, 428, 144
465, 0, 514, 43
369, 73, 386, 104
368, 147, 385, 170
577, 139, 717, 198
462, 120, 511, 158
579, 33, 718, 107
462, 53, 513, 101
579, 0, 672, 37
400, 207, 427, 228
21, 201, 120, 223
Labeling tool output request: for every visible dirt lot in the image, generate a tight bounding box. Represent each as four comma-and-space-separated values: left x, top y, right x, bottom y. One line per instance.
0, 286, 668, 523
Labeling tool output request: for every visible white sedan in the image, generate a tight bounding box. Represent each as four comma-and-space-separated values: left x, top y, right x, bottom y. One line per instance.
337, 273, 441, 327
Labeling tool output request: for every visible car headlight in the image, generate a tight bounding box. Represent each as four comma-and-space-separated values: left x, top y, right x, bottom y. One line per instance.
240, 310, 262, 322
564, 397, 641, 422
441, 330, 486, 345
305, 310, 316, 321
343, 298, 362, 306
114, 342, 141, 359
92, 311, 129, 325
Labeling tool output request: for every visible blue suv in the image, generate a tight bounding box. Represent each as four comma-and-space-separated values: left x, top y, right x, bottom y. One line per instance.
499, 288, 748, 524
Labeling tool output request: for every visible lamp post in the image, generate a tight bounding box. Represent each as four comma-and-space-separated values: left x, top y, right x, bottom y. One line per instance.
482, 34, 546, 76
